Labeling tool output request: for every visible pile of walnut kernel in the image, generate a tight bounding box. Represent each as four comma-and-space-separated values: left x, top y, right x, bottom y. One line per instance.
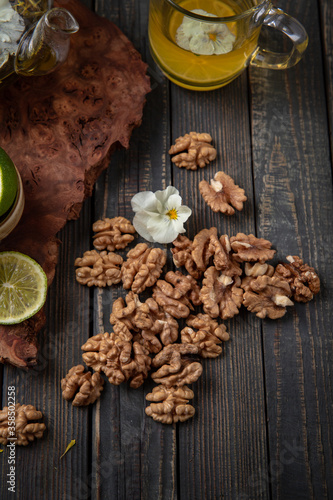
67, 211, 320, 424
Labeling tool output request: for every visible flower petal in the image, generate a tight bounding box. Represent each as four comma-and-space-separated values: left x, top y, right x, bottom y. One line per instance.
172, 216, 188, 233
212, 32, 235, 54
155, 186, 179, 206
132, 212, 155, 242
175, 205, 192, 223
131, 191, 157, 212
147, 218, 182, 244
165, 193, 182, 211
189, 33, 215, 55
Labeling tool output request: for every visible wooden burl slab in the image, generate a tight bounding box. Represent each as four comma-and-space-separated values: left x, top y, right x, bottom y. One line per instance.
0, 0, 150, 368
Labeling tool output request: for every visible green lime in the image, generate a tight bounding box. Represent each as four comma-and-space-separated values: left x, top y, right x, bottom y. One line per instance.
0, 252, 48, 325
0, 147, 18, 218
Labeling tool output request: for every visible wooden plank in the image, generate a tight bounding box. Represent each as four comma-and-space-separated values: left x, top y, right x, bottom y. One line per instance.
0, 200, 92, 500
319, 0, 333, 151
90, 2, 177, 499
170, 74, 269, 497
250, 0, 333, 498
0, 1, 95, 496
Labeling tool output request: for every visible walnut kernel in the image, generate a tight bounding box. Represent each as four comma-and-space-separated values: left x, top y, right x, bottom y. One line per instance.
151, 344, 202, 387
200, 266, 243, 319
145, 385, 195, 424
121, 243, 166, 294
199, 171, 247, 215
75, 250, 123, 287
230, 233, 276, 263
93, 216, 135, 251
274, 255, 320, 302
169, 132, 217, 170
243, 275, 293, 319
61, 365, 104, 406
0, 404, 46, 446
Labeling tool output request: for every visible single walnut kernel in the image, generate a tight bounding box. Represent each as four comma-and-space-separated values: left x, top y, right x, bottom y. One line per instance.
230, 233, 276, 263
165, 271, 201, 306
121, 243, 166, 293
192, 227, 218, 272
61, 365, 104, 406
274, 255, 320, 303
153, 271, 201, 319
169, 132, 217, 170
241, 262, 275, 292
0, 403, 46, 446
171, 235, 201, 279
131, 299, 180, 354
110, 292, 153, 333
144, 298, 179, 346
151, 344, 203, 387
145, 385, 195, 424
81, 332, 151, 388
243, 275, 293, 319
181, 313, 229, 358
199, 171, 247, 215
93, 216, 135, 251
75, 250, 123, 287
209, 233, 243, 277
200, 266, 243, 320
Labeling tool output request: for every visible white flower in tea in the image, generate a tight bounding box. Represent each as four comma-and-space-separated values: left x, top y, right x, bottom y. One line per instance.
131, 186, 192, 244
176, 9, 235, 56
0, 0, 25, 69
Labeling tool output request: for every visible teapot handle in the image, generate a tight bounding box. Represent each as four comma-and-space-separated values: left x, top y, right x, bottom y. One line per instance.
250, 8, 308, 70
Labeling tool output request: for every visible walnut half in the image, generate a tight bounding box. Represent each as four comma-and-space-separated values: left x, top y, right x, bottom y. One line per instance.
230, 233, 276, 263
200, 266, 243, 320
61, 365, 104, 406
243, 275, 294, 319
151, 344, 203, 387
145, 385, 195, 424
181, 314, 230, 358
0, 403, 46, 446
93, 216, 135, 252
169, 132, 217, 170
274, 255, 320, 303
121, 243, 166, 294
75, 250, 123, 287
199, 171, 247, 215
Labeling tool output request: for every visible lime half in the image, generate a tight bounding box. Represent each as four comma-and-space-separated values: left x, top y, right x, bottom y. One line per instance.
0, 148, 18, 218
0, 252, 47, 325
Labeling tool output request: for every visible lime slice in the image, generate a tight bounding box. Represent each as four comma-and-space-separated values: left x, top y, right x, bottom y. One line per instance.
0, 148, 18, 218
0, 251, 47, 325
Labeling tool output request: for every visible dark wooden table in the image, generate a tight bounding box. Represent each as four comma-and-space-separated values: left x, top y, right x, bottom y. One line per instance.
1, 0, 332, 498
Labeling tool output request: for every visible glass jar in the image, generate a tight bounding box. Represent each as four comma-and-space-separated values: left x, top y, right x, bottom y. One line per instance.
0, 164, 25, 241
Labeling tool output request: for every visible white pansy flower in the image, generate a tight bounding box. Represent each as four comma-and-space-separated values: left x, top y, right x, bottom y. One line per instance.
176, 9, 235, 56
131, 186, 192, 244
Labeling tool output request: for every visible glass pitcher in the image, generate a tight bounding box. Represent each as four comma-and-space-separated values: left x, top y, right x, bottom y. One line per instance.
149, 0, 308, 90
0, 0, 79, 85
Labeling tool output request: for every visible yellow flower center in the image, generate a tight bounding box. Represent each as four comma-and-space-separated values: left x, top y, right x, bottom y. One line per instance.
166, 208, 178, 220
209, 33, 217, 42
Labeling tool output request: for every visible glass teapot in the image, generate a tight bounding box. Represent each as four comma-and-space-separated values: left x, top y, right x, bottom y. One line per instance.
0, 0, 79, 84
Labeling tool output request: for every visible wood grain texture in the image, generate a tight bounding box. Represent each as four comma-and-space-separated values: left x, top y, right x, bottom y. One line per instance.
319, 0, 333, 151
170, 73, 269, 500
90, 2, 176, 499
250, 0, 333, 498
0, 0, 150, 369
0, 201, 93, 500
1, 0, 333, 499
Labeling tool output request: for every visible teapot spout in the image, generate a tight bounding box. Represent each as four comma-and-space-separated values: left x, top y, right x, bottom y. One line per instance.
45, 7, 79, 35
14, 8, 79, 77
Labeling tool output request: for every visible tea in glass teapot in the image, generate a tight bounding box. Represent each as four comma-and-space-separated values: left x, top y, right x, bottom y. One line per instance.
0, 0, 79, 84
